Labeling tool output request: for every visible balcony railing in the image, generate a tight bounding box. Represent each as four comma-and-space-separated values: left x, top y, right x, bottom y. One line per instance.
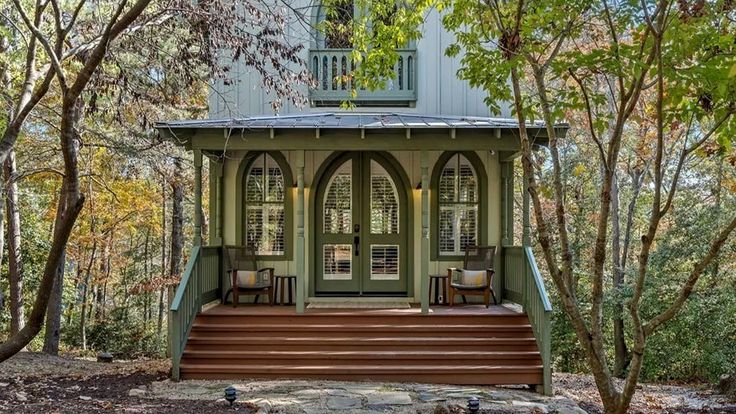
309, 48, 417, 105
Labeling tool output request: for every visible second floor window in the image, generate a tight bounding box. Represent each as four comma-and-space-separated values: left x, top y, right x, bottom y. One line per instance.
323, 0, 354, 48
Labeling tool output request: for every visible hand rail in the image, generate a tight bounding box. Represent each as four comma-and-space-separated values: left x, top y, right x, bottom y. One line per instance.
308, 48, 417, 102
523, 246, 552, 395
169, 245, 222, 381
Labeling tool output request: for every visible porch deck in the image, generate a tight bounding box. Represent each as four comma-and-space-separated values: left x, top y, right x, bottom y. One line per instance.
200, 303, 523, 316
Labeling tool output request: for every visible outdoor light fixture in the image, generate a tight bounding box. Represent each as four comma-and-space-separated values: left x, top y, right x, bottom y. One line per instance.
467, 396, 480, 413
224, 386, 237, 406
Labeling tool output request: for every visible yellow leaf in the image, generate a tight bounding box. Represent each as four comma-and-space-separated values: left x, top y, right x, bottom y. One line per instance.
730, 64, 736, 78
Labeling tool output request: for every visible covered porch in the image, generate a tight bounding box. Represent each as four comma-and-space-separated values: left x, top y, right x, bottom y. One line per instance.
156, 113, 559, 394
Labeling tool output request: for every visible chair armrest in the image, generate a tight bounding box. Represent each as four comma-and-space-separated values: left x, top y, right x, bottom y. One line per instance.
486, 268, 495, 287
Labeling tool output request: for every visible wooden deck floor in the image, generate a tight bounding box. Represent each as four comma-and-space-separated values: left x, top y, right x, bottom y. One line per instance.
201, 303, 522, 317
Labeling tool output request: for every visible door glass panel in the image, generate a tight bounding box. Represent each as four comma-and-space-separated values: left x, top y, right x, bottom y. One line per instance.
323, 244, 352, 280
370, 245, 399, 280
323, 160, 352, 234
370, 161, 399, 234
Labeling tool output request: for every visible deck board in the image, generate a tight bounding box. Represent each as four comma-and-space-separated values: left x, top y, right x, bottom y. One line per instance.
201, 303, 522, 316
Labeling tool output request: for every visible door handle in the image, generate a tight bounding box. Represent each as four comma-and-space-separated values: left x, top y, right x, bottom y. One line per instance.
354, 236, 360, 256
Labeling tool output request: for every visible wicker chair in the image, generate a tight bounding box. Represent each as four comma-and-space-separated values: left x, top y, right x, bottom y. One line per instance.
222, 245, 274, 307
447, 246, 498, 308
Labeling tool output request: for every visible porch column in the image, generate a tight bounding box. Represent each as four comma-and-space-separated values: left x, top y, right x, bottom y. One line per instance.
500, 160, 514, 247
420, 151, 430, 314
194, 149, 203, 246
211, 158, 224, 245
522, 160, 531, 247
296, 150, 306, 314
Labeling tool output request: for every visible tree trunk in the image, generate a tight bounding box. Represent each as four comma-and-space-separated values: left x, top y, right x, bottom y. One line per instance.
610, 174, 628, 377
42, 252, 65, 355
170, 158, 184, 280
5, 149, 24, 336
157, 177, 167, 336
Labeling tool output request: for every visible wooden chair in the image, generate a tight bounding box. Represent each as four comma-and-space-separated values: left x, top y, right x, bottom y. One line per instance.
447, 246, 498, 308
222, 245, 274, 307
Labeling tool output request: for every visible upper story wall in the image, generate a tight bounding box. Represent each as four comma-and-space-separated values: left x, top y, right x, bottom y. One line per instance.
208, 2, 512, 118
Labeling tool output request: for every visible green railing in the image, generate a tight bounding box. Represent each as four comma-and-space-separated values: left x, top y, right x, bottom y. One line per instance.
169, 245, 222, 380
503, 246, 553, 395
309, 48, 417, 103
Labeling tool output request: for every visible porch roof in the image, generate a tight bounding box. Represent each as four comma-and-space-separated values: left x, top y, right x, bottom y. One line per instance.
155, 112, 566, 130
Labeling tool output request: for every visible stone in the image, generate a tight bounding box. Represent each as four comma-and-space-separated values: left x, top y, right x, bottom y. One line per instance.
0, 382, 9, 387
96, 352, 113, 363
128, 388, 147, 397
256, 400, 272, 414
326, 396, 362, 409
68, 385, 81, 392
366, 391, 412, 407
511, 400, 549, 413
15, 392, 28, 402
552, 406, 587, 414
418, 392, 446, 402
79, 395, 92, 401
486, 390, 515, 401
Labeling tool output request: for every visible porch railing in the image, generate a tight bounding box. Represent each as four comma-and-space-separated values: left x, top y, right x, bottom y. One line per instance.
502, 246, 553, 395
309, 48, 417, 104
169, 245, 222, 380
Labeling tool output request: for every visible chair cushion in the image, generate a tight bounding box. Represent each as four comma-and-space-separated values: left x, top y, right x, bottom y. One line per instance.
236, 270, 260, 288
459, 270, 486, 288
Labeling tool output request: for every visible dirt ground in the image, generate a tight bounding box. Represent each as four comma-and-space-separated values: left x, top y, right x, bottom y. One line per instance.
1, 352, 734, 413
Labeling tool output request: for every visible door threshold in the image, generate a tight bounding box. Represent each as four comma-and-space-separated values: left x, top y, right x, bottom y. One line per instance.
307, 296, 412, 303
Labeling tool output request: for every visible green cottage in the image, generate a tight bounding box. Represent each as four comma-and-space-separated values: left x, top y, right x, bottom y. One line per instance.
155, 0, 565, 395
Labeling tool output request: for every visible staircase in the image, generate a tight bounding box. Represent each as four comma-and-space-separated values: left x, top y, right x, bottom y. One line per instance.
179, 307, 543, 385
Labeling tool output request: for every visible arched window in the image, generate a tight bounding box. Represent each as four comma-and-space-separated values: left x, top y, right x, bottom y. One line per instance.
431, 152, 487, 259
242, 152, 293, 257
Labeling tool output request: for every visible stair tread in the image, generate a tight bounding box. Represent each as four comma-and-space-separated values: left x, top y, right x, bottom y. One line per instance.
180, 364, 543, 372
191, 323, 532, 330
186, 336, 536, 343
183, 350, 541, 357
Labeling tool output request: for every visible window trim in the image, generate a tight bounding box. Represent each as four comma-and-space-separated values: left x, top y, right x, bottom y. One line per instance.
236, 151, 294, 261
430, 151, 488, 261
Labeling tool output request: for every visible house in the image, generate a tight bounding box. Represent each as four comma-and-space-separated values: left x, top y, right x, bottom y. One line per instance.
156, 0, 561, 395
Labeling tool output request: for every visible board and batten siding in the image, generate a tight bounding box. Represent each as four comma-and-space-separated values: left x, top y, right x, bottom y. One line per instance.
207, 2, 511, 119
220, 150, 501, 302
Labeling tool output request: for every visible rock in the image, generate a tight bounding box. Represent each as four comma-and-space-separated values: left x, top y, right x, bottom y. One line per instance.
255, 399, 272, 414
419, 392, 446, 402
79, 395, 92, 401
366, 391, 412, 407
96, 352, 113, 363
486, 390, 515, 401
68, 385, 81, 392
15, 392, 28, 402
511, 400, 549, 413
215, 398, 230, 406
0, 382, 9, 387
326, 396, 362, 409
128, 388, 147, 397
717, 373, 736, 398
553, 406, 587, 414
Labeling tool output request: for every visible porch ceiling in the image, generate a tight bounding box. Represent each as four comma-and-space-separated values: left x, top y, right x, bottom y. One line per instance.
155, 112, 568, 151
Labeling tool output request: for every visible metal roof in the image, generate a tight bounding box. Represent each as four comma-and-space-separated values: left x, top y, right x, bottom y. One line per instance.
155, 112, 565, 130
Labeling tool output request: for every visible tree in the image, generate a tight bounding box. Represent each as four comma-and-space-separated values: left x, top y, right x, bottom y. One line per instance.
350, 0, 736, 412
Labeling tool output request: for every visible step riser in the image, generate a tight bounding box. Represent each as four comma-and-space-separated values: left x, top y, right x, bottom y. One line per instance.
180, 371, 544, 385
182, 357, 542, 365
185, 344, 539, 352
188, 330, 535, 339
195, 316, 528, 325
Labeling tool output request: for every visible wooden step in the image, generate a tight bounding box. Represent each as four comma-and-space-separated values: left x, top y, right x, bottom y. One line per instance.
185, 336, 540, 352
195, 314, 529, 326
179, 363, 544, 384
188, 323, 535, 338
181, 350, 542, 365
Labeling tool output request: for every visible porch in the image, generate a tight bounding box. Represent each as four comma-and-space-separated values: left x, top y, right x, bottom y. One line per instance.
158, 113, 559, 394
169, 245, 551, 392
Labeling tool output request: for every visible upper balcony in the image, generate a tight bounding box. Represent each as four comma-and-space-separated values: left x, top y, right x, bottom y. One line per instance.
309, 48, 417, 107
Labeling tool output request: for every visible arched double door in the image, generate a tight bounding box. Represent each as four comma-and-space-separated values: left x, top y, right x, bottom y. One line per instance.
315, 152, 408, 295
